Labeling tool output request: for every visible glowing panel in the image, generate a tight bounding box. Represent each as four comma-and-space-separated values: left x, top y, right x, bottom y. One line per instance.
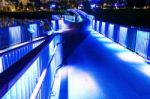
0, 56, 3, 73
28, 24, 38, 38
92, 20, 95, 30
118, 27, 128, 47
51, 20, 56, 31
96, 21, 100, 32
135, 30, 149, 58
101, 22, 106, 35
9, 26, 21, 45
28, 24, 37, 34
108, 24, 114, 40
2, 58, 40, 99
49, 40, 55, 56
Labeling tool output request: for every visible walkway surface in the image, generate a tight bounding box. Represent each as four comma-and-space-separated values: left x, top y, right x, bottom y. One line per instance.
51, 16, 150, 99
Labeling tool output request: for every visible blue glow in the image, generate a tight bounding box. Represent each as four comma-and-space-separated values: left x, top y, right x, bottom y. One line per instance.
28, 24, 37, 34
64, 15, 82, 23
9, 26, 21, 45
118, 26, 128, 47
50, 4, 56, 9
91, 30, 150, 78
51, 20, 56, 31
91, 4, 96, 9
135, 30, 149, 58
108, 24, 114, 40
0, 57, 3, 73
80, 4, 83, 7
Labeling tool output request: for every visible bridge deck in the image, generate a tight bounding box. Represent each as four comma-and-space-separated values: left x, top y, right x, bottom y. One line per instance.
51, 18, 150, 99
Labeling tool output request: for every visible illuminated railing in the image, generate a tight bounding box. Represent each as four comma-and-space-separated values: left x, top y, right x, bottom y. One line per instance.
0, 37, 45, 73
93, 20, 150, 59
0, 33, 62, 99
64, 15, 76, 22
0, 21, 44, 50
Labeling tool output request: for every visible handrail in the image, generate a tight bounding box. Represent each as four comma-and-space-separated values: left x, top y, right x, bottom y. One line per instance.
30, 42, 62, 99
0, 37, 46, 55
0, 33, 61, 97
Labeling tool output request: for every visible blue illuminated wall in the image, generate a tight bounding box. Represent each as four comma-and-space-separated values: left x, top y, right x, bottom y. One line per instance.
93, 20, 150, 59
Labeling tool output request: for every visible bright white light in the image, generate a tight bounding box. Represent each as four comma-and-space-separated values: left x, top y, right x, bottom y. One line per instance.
117, 52, 144, 63
67, 66, 102, 99
139, 65, 150, 77
50, 4, 56, 8
135, 30, 149, 58
91, 4, 96, 9
104, 43, 125, 51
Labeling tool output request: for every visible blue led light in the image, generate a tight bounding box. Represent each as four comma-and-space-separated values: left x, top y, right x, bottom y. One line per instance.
135, 30, 149, 58
118, 26, 128, 47
0, 56, 3, 73
101, 22, 106, 35
91, 4, 96, 9
9, 26, 21, 45
96, 21, 100, 32
50, 4, 56, 9
108, 24, 114, 40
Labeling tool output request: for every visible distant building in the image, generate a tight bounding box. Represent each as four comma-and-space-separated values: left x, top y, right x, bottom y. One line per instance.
0, 0, 5, 10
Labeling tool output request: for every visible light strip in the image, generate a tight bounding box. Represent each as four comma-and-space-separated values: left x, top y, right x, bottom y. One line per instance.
30, 68, 47, 99
0, 57, 3, 73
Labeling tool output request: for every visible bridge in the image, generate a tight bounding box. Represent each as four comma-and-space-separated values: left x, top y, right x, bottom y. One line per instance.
0, 9, 150, 99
